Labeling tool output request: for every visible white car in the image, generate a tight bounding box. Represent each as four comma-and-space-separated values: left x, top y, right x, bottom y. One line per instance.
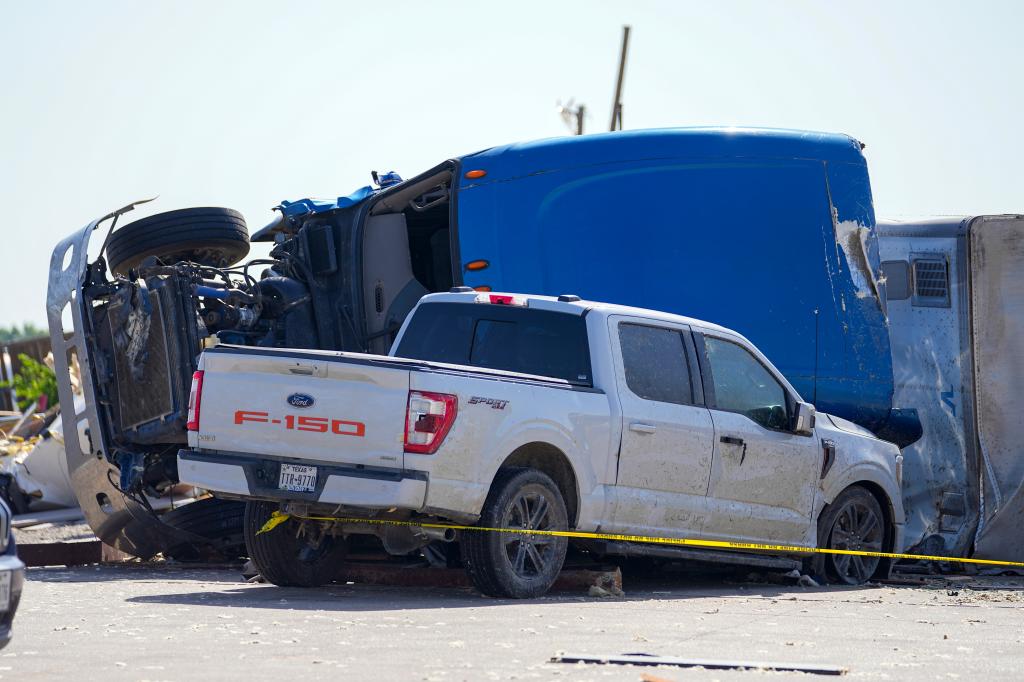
180, 291, 905, 597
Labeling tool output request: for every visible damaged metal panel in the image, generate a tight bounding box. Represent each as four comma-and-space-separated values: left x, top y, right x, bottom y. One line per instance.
968, 216, 1024, 562
45, 205, 204, 558
878, 219, 977, 556
821, 159, 895, 433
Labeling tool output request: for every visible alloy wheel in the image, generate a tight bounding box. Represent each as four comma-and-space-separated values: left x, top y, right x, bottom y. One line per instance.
502, 488, 559, 579
827, 498, 884, 584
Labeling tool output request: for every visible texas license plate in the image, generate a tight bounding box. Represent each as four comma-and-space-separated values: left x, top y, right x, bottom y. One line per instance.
0, 571, 10, 611
278, 464, 318, 493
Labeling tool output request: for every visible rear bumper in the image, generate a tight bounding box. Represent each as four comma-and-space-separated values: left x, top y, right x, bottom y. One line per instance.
0, 550, 26, 651
177, 449, 428, 510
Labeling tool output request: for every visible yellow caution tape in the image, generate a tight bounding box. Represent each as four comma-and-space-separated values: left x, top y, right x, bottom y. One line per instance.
256, 511, 292, 535
271, 513, 1024, 568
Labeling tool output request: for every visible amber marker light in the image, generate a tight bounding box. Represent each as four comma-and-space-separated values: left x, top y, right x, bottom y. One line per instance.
464, 169, 487, 179
473, 286, 492, 292
464, 260, 490, 272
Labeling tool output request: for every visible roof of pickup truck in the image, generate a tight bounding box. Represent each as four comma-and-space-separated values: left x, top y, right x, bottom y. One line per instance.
421, 291, 743, 339
458, 127, 866, 187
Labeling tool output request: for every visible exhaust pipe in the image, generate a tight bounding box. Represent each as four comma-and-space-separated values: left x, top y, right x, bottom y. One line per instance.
417, 526, 456, 543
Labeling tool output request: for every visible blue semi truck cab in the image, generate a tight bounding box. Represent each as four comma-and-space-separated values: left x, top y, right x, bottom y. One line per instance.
265, 127, 905, 438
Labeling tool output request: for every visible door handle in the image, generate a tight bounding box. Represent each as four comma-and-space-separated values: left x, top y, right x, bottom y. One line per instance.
286, 361, 327, 378
720, 435, 748, 464
629, 422, 657, 434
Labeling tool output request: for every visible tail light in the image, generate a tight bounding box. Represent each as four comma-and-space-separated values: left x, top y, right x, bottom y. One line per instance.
187, 370, 204, 431
404, 390, 458, 454
475, 292, 527, 306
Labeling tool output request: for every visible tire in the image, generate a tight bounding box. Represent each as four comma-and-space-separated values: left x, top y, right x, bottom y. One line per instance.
106, 207, 250, 276
161, 497, 246, 561
815, 485, 887, 585
460, 468, 569, 598
0, 474, 30, 515
243, 500, 347, 587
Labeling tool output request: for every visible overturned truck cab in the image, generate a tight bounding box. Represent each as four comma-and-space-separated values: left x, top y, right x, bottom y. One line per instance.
46, 166, 459, 557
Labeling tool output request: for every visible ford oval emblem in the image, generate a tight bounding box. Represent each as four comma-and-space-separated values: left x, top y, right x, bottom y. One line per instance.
287, 393, 315, 409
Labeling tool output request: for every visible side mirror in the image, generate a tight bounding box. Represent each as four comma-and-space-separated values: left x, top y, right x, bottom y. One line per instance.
793, 401, 816, 435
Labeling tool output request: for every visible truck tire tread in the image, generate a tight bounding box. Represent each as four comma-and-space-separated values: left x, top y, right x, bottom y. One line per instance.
162, 497, 246, 560
107, 207, 250, 275
243, 500, 345, 587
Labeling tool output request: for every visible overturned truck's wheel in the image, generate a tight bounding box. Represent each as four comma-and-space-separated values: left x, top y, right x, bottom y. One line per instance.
0, 474, 31, 515
106, 206, 250, 276
816, 485, 887, 585
161, 497, 247, 562
243, 500, 347, 587
460, 467, 569, 599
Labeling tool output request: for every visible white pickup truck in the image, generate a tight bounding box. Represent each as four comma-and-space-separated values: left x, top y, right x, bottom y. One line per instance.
180, 290, 905, 597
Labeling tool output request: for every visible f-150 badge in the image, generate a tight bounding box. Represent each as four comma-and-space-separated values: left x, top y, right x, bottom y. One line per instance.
234, 410, 365, 436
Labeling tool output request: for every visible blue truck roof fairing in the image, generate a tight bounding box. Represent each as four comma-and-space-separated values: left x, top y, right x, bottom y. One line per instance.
454, 127, 896, 434
458, 127, 866, 186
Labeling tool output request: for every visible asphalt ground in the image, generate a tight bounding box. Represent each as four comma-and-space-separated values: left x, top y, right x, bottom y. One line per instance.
6, 565, 1023, 681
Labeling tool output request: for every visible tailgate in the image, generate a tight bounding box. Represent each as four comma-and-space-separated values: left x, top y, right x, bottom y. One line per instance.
196, 349, 410, 468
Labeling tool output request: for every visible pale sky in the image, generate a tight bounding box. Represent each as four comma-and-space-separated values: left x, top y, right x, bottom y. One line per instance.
2, 0, 1021, 326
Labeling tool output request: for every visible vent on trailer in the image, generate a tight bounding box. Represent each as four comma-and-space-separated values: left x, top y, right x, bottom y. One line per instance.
912, 258, 950, 307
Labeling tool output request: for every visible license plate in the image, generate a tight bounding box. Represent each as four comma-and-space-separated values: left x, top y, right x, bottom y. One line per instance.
0, 571, 10, 611
278, 463, 318, 493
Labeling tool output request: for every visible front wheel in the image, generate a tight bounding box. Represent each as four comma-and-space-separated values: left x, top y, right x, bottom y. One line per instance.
243, 501, 346, 587
816, 486, 887, 585
460, 468, 569, 598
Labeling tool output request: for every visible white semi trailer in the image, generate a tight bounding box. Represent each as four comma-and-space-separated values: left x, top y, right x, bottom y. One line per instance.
878, 215, 1023, 563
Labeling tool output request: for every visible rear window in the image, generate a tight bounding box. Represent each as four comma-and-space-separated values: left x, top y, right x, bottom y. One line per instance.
395, 302, 592, 385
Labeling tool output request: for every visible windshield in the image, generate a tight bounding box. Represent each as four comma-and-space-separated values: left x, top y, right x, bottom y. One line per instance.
395, 302, 592, 385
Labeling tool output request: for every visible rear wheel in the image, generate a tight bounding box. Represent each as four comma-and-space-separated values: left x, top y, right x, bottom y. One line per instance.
816, 486, 887, 585
243, 501, 346, 587
106, 207, 250, 276
460, 468, 569, 598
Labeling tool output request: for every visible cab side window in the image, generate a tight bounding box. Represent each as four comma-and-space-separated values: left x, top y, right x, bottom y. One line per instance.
618, 323, 693, 405
703, 336, 788, 429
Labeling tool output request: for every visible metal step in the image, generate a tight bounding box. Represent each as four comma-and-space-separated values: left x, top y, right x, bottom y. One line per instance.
596, 539, 803, 571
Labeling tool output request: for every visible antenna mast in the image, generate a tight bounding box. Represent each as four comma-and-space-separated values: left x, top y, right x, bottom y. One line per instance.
609, 25, 631, 131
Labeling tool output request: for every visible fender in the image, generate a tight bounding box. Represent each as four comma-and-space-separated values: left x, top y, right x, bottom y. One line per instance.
817, 460, 906, 552
478, 417, 605, 530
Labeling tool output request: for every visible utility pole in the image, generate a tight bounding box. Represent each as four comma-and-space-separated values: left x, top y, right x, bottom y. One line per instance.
609, 25, 631, 131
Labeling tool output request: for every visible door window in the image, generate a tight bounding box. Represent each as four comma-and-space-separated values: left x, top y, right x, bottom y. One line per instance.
703, 336, 788, 429
618, 323, 693, 405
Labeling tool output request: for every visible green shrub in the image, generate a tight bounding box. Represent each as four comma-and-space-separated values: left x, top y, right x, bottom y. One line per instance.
1, 354, 59, 410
